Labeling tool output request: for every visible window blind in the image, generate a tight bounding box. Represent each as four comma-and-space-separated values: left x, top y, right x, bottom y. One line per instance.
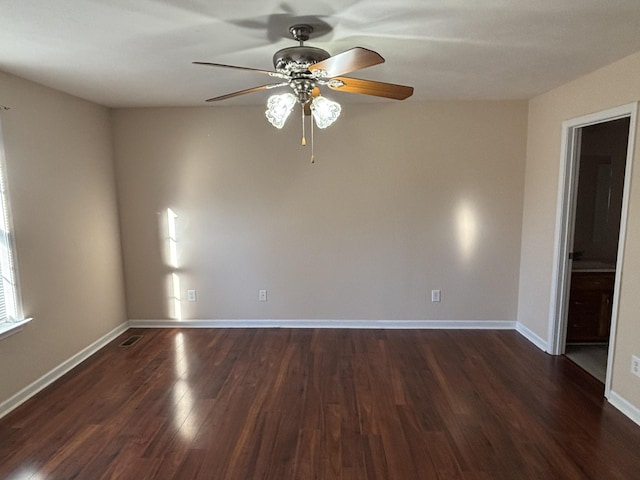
0, 121, 18, 324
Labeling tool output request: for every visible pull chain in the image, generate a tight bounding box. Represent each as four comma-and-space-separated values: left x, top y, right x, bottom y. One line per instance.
301, 105, 306, 146
310, 112, 315, 164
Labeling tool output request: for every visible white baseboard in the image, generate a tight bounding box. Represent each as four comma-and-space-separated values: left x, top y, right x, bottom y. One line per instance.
607, 391, 640, 427
0, 321, 129, 419
129, 319, 517, 330
516, 322, 549, 352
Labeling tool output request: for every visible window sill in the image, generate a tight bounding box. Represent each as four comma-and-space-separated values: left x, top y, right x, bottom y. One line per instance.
0, 318, 32, 341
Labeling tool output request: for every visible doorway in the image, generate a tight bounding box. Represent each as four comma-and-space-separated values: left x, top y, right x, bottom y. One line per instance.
565, 117, 629, 382
548, 103, 637, 396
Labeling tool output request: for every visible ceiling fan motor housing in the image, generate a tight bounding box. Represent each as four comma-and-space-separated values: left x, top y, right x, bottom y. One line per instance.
272, 46, 331, 73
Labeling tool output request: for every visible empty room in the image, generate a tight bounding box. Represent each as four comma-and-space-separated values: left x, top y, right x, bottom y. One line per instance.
1, 1, 640, 479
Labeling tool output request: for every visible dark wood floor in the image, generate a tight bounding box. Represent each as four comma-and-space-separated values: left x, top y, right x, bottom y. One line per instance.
1, 329, 640, 479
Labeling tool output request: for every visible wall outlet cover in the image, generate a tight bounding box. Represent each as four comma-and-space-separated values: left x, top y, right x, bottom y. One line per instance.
632, 355, 640, 378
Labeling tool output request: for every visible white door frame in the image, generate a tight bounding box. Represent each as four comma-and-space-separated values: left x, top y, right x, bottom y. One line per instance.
548, 102, 637, 398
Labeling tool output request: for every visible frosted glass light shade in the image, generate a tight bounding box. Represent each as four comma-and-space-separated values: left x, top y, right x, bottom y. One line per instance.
310, 96, 341, 129
265, 93, 297, 129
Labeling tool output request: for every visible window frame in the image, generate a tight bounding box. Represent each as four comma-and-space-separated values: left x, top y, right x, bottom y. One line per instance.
0, 116, 29, 341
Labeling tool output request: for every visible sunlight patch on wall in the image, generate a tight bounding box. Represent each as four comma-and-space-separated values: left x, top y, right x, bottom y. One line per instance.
170, 272, 182, 321
456, 200, 479, 262
167, 207, 178, 268
165, 208, 182, 320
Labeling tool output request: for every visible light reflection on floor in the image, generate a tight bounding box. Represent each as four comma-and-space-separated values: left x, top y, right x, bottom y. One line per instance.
5, 465, 45, 480
172, 332, 198, 440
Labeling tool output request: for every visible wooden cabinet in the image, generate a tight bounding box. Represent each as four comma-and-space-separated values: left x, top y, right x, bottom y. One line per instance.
566, 272, 614, 343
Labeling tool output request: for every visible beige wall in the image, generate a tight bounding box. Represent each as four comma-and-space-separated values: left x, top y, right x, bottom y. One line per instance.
113, 101, 527, 322
518, 51, 640, 408
0, 72, 127, 405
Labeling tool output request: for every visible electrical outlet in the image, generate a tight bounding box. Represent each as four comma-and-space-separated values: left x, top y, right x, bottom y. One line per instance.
431, 289, 441, 303
632, 355, 640, 378
187, 289, 196, 302
259, 289, 267, 302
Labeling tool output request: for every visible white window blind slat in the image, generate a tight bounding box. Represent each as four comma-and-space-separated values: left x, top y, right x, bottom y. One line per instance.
0, 119, 20, 325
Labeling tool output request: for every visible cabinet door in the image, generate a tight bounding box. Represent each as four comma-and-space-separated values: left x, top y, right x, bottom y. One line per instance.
566, 272, 614, 343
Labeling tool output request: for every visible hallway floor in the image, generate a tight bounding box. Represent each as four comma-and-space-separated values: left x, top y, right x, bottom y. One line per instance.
565, 344, 609, 383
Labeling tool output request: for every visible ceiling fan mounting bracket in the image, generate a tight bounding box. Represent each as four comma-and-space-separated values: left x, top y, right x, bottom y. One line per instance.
289, 24, 313, 43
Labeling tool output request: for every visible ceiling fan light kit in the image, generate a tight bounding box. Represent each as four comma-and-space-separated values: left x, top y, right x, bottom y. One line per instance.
265, 93, 297, 128
266, 92, 341, 130
309, 95, 341, 129
195, 24, 413, 162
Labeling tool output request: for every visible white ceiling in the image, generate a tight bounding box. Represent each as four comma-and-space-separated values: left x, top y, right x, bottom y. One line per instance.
2, 0, 640, 108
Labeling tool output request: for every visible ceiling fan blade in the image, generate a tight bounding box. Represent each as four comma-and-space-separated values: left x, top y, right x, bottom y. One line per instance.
193, 62, 288, 79
308, 47, 384, 78
205, 83, 286, 102
328, 77, 414, 100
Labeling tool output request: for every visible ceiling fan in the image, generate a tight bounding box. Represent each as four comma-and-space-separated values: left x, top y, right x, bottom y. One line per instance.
194, 24, 414, 162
